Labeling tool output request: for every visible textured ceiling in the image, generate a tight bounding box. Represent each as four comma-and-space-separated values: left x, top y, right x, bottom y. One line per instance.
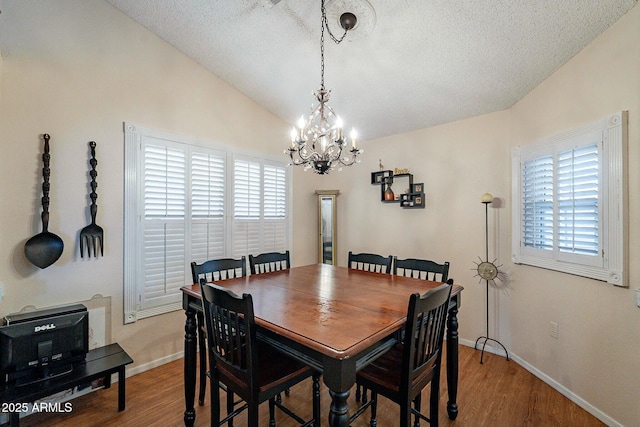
105, 0, 637, 141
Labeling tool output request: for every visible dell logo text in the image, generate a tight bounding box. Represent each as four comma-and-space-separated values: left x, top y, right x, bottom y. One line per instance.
34, 324, 56, 332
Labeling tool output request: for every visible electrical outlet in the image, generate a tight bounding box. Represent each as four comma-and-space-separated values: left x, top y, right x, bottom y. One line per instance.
0, 283, 3, 303
550, 321, 559, 339
634, 288, 640, 308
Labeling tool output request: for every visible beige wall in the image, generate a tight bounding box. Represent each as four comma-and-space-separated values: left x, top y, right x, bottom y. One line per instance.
0, 0, 290, 368
508, 6, 640, 425
2, 0, 639, 425
320, 5, 640, 426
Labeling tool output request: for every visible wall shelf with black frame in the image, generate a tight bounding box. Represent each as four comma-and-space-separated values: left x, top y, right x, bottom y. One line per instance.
371, 170, 425, 209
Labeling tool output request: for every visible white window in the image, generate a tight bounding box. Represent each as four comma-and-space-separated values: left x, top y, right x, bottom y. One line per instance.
124, 123, 291, 323
511, 112, 627, 286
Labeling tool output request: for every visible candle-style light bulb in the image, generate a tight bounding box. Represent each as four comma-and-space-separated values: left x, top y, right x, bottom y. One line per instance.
350, 129, 358, 149
335, 117, 344, 140
297, 116, 306, 141
290, 128, 297, 148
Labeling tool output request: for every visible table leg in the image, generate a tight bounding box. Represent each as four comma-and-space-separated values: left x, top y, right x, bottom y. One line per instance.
104, 372, 112, 389
322, 357, 355, 427
196, 311, 207, 406
184, 306, 197, 427
328, 390, 350, 427
118, 366, 126, 411
446, 301, 459, 420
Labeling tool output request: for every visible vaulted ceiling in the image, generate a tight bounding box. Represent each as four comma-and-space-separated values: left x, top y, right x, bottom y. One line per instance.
106, 0, 638, 141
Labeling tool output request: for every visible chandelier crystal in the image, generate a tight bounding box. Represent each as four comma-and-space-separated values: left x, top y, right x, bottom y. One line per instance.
285, 0, 363, 175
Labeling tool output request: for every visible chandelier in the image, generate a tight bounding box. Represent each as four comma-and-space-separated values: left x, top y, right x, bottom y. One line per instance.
285, 0, 363, 175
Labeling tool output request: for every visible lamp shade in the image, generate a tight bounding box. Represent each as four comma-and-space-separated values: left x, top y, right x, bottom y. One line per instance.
481, 193, 494, 203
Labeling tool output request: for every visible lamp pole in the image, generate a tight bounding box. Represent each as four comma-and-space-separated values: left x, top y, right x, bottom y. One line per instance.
474, 194, 510, 363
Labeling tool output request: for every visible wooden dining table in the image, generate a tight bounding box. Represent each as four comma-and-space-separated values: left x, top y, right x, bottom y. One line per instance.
180, 263, 463, 427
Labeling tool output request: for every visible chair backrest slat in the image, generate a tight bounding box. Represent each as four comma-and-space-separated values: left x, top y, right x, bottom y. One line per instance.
249, 251, 290, 275
191, 256, 247, 284
402, 280, 452, 392
393, 257, 449, 282
348, 251, 392, 274
201, 280, 256, 389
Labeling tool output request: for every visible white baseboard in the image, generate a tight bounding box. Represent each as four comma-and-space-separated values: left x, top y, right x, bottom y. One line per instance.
125, 350, 184, 377
458, 339, 621, 427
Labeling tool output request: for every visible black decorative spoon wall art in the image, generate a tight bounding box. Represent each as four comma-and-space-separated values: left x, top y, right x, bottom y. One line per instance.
25, 134, 64, 268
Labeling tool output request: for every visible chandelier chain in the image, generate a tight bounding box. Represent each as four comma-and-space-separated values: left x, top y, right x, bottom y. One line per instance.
320, 0, 348, 90
320, 1, 325, 90
321, 0, 349, 44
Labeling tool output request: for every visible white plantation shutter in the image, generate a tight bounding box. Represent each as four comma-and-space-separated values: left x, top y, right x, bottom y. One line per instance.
262, 220, 287, 253
124, 123, 291, 322
522, 155, 554, 251
234, 160, 261, 218
557, 144, 599, 257
233, 159, 261, 257
232, 220, 261, 258
142, 222, 186, 306
232, 158, 289, 258
191, 150, 225, 263
264, 165, 286, 218
263, 164, 287, 252
141, 141, 187, 310
520, 142, 601, 268
512, 112, 627, 286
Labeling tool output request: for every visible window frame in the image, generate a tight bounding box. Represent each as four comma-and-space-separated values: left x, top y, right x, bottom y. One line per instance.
123, 123, 292, 323
511, 112, 628, 286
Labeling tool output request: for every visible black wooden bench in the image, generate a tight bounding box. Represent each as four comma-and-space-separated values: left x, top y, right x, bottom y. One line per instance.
1, 343, 133, 427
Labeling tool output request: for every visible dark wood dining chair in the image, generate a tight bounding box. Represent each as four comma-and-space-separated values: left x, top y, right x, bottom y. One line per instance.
348, 251, 393, 274
201, 281, 321, 427
191, 256, 247, 407
350, 280, 453, 427
248, 250, 292, 398
393, 257, 450, 282
248, 250, 290, 274
348, 251, 393, 403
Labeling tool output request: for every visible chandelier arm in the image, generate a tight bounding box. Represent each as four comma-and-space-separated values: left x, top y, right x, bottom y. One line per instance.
337, 150, 362, 167
299, 148, 319, 162
291, 143, 322, 162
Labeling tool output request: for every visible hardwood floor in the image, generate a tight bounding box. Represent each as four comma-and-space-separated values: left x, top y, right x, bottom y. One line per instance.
14, 345, 604, 427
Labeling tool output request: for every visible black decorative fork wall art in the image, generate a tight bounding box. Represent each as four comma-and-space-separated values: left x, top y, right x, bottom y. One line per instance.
79, 141, 104, 258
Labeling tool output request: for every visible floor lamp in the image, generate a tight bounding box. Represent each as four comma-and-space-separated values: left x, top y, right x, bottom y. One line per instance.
473, 193, 509, 364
